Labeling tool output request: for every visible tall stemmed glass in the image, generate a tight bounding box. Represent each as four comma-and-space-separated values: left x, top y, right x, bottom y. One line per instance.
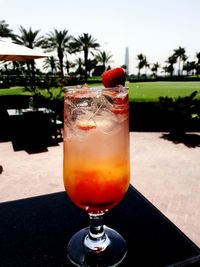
63, 84, 130, 266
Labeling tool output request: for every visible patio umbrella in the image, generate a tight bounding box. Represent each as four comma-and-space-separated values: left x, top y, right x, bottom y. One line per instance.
0, 39, 48, 61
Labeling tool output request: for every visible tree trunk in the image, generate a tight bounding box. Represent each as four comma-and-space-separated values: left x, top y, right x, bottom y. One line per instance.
84, 49, 88, 83
30, 60, 35, 87
58, 50, 64, 78
59, 58, 64, 78
178, 58, 181, 76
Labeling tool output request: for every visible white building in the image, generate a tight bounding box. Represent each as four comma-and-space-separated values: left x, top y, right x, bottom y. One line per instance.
125, 47, 129, 75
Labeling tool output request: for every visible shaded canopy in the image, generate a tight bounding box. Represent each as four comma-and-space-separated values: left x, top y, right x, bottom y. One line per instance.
0, 39, 48, 61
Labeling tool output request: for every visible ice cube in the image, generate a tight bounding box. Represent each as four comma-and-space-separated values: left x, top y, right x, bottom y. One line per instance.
93, 94, 113, 114
94, 110, 120, 134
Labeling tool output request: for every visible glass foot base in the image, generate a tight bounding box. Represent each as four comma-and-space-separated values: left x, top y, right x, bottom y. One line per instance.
67, 226, 127, 267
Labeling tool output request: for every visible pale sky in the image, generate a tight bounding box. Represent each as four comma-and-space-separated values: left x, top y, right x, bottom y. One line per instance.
1, 0, 200, 74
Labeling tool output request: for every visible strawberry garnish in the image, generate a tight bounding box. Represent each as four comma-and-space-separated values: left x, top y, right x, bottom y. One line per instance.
102, 68, 126, 88
113, 92, 128, 105
111, 107, 128, 114
76, 119, 96, 131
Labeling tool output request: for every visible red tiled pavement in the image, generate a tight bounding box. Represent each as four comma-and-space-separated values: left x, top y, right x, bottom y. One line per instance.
130, 132, 200, 247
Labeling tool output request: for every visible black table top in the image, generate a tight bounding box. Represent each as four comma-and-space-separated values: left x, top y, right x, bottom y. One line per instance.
0, 186, 200, 267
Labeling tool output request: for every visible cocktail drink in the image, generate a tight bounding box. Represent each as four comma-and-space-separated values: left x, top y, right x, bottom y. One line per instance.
64, 86, 129, 214
63, 77, 130, 266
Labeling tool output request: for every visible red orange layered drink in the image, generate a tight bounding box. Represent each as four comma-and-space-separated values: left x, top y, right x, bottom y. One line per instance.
63, 84, 130, 214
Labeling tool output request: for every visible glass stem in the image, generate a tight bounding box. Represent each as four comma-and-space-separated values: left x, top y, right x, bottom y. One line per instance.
84, 213, 110, 252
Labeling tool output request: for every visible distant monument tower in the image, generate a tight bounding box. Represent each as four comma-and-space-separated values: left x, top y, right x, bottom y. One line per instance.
125, 47, 129, 75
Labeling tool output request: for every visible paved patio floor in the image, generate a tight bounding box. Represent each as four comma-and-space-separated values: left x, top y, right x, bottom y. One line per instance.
0, 132, 200, 247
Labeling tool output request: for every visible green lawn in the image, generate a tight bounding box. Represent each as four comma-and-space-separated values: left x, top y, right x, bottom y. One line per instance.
0, 87, 30, 96
1, 81, 200, 102
128, 81, 200, 102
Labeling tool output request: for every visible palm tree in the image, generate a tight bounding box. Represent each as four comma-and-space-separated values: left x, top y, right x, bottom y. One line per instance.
74, 57, 84, 76
13, 26, 44, 85
43, 56, 58, 74
195, 52, 200, 76
162, 65, 170, 76
71, 33, 100, 82
137, 53, 146, 78
0, 20, 14, 38
87, 58, 98, 77
165, 55, 177, 76
143, 56, 149, 77
183, 61, 196, 76
196, 52, 200, 64
65, 59, 75, 75
95, 50, 113, 72
43, 29, 72, 78
151, 62, 160, 77
173, 46, 186, 76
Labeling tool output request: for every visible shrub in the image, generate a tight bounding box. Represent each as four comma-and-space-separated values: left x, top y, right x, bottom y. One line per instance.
159, 91, 200, 135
